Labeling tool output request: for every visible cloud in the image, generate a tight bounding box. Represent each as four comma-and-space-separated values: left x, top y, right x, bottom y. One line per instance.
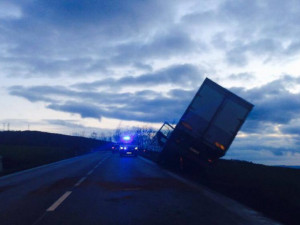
2, 0, 300, 165
9, 75, 300, 128
181, 0, 300, 66
280, 119, 300, 136
8, 73, 198, 123
74, 64, 203, 90
2, 0, 300, 80
0, 2, 22, 19
228, 72, 254, 81
231, 76, 300, 125
111, 30, 199, 64
0, 0, 182, 78
48, 102, 103, 119
45, 119, 86, 129
46, 95, 191, 123
228, 76, 300, 160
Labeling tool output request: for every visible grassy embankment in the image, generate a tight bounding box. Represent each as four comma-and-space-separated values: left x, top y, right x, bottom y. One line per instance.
0, 131, 110, 176
140, 151, 300, 225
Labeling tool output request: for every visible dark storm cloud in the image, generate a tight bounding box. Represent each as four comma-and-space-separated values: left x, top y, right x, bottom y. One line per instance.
9, 79, 196, 122
8, 75, 300, 130
12, 0, 173, 37
230, 132, 300, 160
46, 119, 86, 129
225, 38, 283, 66
8, 74, 299, 126
111, 30, 198, 64
2, 0, 300, 78
230, 76, 300, 134
133, 62, 153, 72
280, 120, 300, 136
9, 85, 139, 105
9, 85, 57, 102
48, 102, 103, 119
45, 94, 191, 123
219, 0, 300, 39
74, 64, 203, 90
0, 0, 182, 77
228, 72, 254, 81
47, 96, 189, 123
234, 143, 298, 156
9, 85, 74, 102
181, 0, 300, 66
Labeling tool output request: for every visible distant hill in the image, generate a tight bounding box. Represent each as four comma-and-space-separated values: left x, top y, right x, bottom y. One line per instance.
0, 130, 109, 148
0, 131, 112, 175
276, 165, 300, 169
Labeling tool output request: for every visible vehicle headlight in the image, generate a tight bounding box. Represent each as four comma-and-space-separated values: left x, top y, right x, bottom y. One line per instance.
120, 147, 123, 150
135, 147, 138, 150
124, 147, 127, 150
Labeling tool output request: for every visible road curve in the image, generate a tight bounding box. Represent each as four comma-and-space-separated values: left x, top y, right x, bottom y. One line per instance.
0, 151, 280, 225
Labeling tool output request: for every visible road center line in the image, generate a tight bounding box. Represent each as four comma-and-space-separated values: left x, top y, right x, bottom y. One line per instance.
74, 177, 87, 187
86, 155, 110, 176
87, 170, 94, 176
46, 191, 72, 212
43, 155, 110, 215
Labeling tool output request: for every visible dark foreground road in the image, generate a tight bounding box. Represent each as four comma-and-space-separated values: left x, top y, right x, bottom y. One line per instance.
0, 151, 280, 225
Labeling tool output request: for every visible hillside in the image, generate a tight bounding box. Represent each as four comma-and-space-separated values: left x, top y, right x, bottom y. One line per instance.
140, 151, 300, 225
202, 159, 300, 225
0, 131, 111, 175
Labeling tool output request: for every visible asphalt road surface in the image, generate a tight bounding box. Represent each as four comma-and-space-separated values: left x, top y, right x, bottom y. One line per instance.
0, 151, 280, 225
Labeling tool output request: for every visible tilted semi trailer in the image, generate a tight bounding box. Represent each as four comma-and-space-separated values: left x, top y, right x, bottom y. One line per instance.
148, 78, 254, 167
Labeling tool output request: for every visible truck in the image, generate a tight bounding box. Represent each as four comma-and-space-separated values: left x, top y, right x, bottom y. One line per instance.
147, 78, 254, 167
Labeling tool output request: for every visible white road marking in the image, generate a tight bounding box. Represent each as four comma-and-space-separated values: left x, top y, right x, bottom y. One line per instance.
46, 191, 72, 212
86, 155, 110, 176
45, 155, 110, 213
74, 177, 87, 187
87, 170, 94, 176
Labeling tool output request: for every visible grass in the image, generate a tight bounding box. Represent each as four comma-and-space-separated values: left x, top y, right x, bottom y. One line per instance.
0, 145, 77, 175
0, 131, 111, 176
140, 151, 300, 225
205, 160, 300, 225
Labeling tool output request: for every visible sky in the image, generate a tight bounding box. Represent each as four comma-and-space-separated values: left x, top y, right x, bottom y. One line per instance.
0, 0, 300, 165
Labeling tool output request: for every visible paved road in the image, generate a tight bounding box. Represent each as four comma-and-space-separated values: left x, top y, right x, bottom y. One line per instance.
0, 151, 280, 225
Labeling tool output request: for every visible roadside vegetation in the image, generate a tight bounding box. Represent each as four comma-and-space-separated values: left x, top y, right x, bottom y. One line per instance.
140, 150, 300, 225
0, 131, 110, 176
204, 159, 300, 225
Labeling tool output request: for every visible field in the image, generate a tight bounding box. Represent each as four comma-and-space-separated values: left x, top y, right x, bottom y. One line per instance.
0, 131, 110, 176
0, 145, 72, 174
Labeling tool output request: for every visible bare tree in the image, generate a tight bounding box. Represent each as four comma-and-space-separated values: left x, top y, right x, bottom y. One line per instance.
90, 132, 97, 139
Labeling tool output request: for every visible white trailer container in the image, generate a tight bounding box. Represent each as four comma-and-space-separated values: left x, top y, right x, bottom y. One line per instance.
156, 78, 254, 166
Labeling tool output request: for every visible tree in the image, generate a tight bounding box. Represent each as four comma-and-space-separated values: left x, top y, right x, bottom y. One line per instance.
90, 132, 97, 139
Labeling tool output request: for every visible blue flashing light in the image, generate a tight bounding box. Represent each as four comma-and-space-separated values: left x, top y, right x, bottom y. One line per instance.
123, 136, 131, 141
